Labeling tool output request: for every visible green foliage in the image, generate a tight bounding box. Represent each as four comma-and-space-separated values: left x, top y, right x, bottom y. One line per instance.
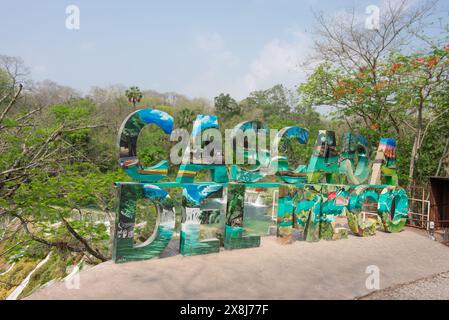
51, 99, 95, 123
298, 45, 449, 184
243, 84, 291, 119
214, 93, 241, 120
125, 86, 143, 108
176, 108, 197, 131
137, 124, 172, 167
17, 250, 80, 299
0, 69, 13, 102
0, 259, 39, 300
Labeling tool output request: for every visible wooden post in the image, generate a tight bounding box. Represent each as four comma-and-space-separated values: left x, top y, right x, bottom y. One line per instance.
421, 187, 425, 229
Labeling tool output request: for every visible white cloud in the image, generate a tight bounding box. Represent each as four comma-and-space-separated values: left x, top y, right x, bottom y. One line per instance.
193, 32, 239, 69
184, 30, 312, 100
241, 30, 312, 96
182, 32, 240, 98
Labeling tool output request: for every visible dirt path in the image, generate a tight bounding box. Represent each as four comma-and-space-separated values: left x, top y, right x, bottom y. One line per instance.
27, 229, 449, 300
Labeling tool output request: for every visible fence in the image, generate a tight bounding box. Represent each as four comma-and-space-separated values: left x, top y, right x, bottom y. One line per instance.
406, 185, 430, 230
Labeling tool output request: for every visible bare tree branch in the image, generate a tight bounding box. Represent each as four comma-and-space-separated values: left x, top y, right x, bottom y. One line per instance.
59, 208, 108, 262
0, 83, 23, 125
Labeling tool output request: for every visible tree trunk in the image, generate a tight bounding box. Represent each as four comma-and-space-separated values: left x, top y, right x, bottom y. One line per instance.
408, 136, 418, 187
436, 137, 449, 176
408, 99, 424, 187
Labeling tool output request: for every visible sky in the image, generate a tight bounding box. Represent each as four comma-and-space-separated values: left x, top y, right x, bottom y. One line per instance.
0, 0, 447, 102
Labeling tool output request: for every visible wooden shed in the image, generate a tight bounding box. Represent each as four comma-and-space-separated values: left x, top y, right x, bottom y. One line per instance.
429, 176, 449, 229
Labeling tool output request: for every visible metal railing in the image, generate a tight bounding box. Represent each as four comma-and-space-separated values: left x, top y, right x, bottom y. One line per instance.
407, 197, 430, 230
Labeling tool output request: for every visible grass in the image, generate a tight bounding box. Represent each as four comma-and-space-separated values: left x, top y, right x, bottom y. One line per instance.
0, 258, 39, 300
17, 250, 82, 299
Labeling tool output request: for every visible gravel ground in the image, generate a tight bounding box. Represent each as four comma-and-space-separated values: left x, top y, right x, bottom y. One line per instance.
360, 270, 449, 300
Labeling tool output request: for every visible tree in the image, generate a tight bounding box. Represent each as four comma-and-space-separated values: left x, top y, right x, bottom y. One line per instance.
391, 48, 449, 183
0, 56, 114, 270
0, 55, 29, 93
125, 86, 143, 110
299, 45, 449, 184
0, 54, 218, 297
299, 0, 447, 185
312, 0, 437, 70
214, 93, 240, 120
308, 0, 437, 131
28, 80, 80, 108
176, 108, 197, 131
242, 84, 292, 119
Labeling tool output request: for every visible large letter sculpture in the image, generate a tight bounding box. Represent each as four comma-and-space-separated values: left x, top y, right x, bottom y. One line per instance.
112, 107, 409, 263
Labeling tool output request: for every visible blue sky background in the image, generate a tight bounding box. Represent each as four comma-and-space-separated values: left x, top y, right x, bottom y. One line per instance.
1, 0, 447, 101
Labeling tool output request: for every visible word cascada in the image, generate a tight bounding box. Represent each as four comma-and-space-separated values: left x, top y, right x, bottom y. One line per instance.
112, 107, 408, 263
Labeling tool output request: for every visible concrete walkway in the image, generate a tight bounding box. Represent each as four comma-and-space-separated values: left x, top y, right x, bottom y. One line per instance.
27, 229, 449, 300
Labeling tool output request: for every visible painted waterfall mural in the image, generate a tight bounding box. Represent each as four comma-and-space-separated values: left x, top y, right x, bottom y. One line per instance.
112, 107, 409, 263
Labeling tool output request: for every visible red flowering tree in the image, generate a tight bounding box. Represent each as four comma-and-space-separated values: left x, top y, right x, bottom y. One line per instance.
299, 45, 449, 184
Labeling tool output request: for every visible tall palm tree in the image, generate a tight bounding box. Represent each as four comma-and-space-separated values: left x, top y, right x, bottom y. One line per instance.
125, 86, 143, 110
177, 108, 196, 131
